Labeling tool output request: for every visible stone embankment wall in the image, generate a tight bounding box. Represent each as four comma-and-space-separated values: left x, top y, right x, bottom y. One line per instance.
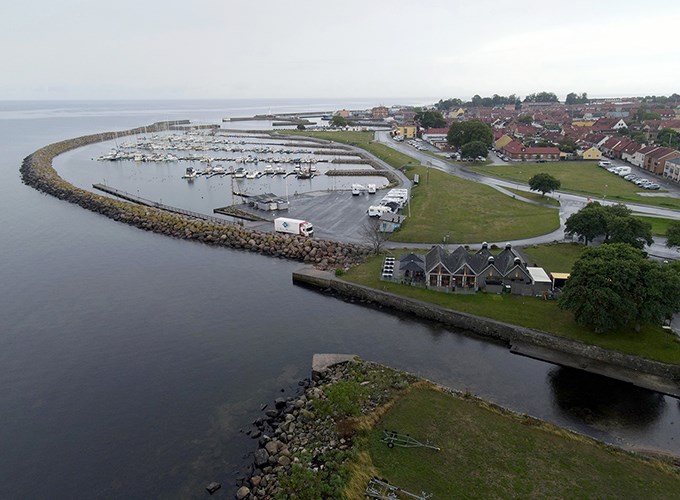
293, 269, 680, 396
20, 122, 372, 269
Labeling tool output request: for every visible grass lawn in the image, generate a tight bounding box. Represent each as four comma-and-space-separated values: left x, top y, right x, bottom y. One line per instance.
504, 187, 561, 207
278, 130, 419, 169
393, 166, 559, 243
342, 255, 680, 364
521, 242, 585, 273
362, 386, 680, 499
634, 215, 677, 237
473, 161, 680, 210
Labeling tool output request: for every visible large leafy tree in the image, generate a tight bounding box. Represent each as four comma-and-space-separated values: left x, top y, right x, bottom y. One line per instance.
565, 92, 589, 105
656, 128, 679, 148
524, 91, 558, 103
330, 115, 347, 127
528, 173, 561, 197
565, 202, 653, 248
666, 220, 680, 249
565, 203, 608, 245
558, 243, 680, 332
447, 120, 493, 149
460, 141, 488, 159
415, 109, 446, 129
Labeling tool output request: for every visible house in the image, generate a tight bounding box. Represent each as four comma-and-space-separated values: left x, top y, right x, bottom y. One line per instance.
663, 157, 680, 183
379, 213, 406, 233
393, 243, 540, 295
592, 117, 628, 133
421, 128, 450, 150
494, 133, 513, 150
372, 106, 389, 120
643, 147, 680, 175
572, 120, 596, 127
631, 145, 660, 168
580, 146, 602, 160
336, 109, 351, 118
446, 107, 465, 119
393, 123, 417, 139
621, 141, 644, 164
502, 140, 560, 161
600, 137, 631, 158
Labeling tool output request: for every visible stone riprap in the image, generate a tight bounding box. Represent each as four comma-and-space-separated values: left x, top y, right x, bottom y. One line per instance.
19, 122, 372, 270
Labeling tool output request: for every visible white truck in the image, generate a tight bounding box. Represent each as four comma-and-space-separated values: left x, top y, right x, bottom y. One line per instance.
274, 217, 314, 237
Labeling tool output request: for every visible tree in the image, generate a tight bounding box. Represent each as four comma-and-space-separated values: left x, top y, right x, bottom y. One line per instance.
296, 124, 306, 130
565, 92, 589, 105
435, 98, 463, 111
415, 109, 446, 129
330, 115, 347, 128
360, 219, 387, 255
666, 220, 680, 249
446, 120, 493, 149
656, 128, 679, 148
524, 91, 558, 103
528, 173, 561, 197
565, 202, 653, 248
558, 243, 680, 332
606, 216, 653, 250
565, 202, 608, 245
558, 137, 578, 153
461, 141, 488, 160
518, 115, 533, 125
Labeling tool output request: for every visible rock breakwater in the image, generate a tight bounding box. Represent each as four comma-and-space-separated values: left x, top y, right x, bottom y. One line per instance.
237, 357, 418, 499
19, 122, 372, 269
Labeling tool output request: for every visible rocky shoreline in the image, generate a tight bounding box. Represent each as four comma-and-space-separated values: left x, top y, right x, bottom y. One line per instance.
234, 356, 417, 499
19, 122, 372, 270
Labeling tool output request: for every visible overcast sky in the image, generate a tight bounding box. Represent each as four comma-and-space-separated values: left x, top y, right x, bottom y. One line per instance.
2, 0, 678, 101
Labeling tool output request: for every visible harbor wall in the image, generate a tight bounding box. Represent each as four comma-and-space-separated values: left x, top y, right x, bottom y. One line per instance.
292, 268, 680, 397
19, 123, 372, 269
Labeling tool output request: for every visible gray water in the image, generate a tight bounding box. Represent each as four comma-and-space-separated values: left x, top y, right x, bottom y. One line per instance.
1, 100, 678, 499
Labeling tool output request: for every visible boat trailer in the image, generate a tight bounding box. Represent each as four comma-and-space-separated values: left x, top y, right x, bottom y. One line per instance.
381, 430, 441, 451
365, 477, 432, 500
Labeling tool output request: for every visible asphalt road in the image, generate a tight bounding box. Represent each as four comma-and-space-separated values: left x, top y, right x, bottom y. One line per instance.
374, 131, 680, 259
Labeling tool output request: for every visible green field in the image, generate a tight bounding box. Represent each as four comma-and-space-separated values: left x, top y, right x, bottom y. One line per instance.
362, 385, 680, 499
634, 215, 677, 236
343, 254, 680, 364
521, 242, 585, 273
474, 161, 680, 209
504, 187, 561, 207
394, 166, 560, 243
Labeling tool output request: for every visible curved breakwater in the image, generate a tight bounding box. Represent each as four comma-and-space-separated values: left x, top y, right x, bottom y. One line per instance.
19, 121, 372, 269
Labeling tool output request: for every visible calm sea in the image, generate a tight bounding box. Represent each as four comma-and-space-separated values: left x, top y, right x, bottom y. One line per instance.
1, 99, 678, 499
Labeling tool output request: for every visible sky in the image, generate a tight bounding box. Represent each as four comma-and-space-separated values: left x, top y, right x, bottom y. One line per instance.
2, 0, 679, 101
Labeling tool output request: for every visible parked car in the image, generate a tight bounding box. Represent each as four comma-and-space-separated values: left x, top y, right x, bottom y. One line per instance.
645, 183, 661, 190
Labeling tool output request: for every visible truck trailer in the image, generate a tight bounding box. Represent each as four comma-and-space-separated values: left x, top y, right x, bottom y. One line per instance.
274, 217, 314, 237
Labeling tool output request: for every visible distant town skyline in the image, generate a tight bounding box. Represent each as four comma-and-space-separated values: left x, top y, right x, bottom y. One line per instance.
2, 0, 679, 101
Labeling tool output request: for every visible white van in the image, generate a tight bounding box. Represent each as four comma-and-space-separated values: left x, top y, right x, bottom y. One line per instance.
598, 160, 611, 167
367, 205, 392, 217
616, 166, 632, 176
